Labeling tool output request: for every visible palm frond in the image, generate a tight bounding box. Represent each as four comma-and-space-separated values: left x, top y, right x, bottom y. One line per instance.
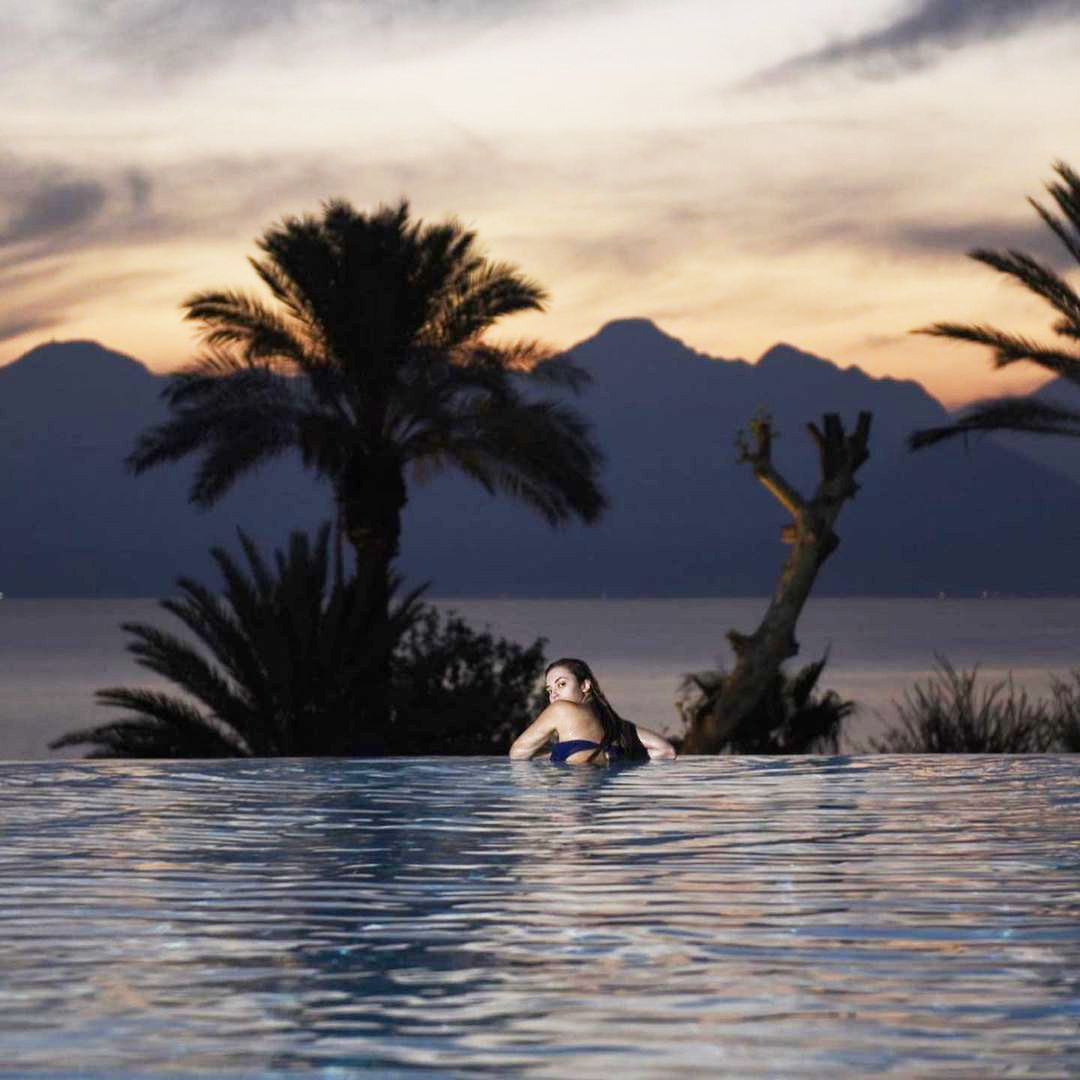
524, 354, 593, 392
911, 162, 1080, 453
1032, 160, 1080, 265
161, 577, 271, 708
1029, 197, 1080, 267
407, 395, 607, 524
183, 289, 311, 367
51, 690, 249, 758
185, 411, 297, 505
425, 262, 547, 347
129, 364, 302, 484
914, 322, 1080, 381
909, 396, 1080, 449
788, 649, 830, 709
967, 248, 1080, 336
119, 621, 251, 720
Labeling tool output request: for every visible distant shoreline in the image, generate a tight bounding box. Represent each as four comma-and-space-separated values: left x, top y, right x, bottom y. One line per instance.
4, 592, 1080, 602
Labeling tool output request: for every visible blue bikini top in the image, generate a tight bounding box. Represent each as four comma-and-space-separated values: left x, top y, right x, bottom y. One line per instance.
550, 739, 620, 764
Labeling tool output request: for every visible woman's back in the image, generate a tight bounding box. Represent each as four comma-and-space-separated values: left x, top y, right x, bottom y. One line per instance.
508, 658, 675, 764
544, 701, 608, 763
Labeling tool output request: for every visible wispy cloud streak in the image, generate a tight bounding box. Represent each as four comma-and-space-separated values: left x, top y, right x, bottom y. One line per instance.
742, 0, 1079, 86
8, 0, 597, 80
1, 178, 106, 245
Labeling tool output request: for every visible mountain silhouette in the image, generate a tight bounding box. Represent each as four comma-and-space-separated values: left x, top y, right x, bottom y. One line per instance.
400, 319, 1080, 595
2, 325, 1078, 597
1, 341, 329, 596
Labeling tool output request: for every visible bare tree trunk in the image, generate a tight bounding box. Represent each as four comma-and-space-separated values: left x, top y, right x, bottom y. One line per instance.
680, 411, 872, 754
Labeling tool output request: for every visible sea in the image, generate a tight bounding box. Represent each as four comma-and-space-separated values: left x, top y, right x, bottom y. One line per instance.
2, 596, 1079, 760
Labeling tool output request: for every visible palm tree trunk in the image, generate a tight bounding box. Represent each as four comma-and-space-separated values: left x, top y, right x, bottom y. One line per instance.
339, 450, 409, 752
680, 412, 872, 754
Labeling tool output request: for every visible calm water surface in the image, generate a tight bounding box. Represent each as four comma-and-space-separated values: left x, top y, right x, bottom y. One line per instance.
1, 756, 1077, 1077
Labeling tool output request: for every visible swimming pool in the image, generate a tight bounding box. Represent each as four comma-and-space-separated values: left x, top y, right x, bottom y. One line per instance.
1, 756, 1077, 1076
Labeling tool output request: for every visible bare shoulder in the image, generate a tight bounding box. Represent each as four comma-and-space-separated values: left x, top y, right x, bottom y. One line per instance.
509, 700, 587, 759
541, 700, 591, 724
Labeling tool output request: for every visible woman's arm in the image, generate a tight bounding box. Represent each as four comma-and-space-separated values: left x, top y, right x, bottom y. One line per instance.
508, 707, 560, 759
635, 724, 677, 760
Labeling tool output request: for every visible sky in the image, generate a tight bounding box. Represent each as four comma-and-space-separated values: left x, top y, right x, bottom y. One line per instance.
2, 0, 1079, 407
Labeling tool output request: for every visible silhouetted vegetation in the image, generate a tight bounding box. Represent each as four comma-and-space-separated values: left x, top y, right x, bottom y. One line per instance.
128, 200, 605, 610
1048, 672, 1080, 751
676, 652, 853, 754
911, 160, 1080, 449
389, 608, 547, 755
116, 197, 603, 738
680, 410, 870, 753
867, 657, 1079, 753
51, 526, 546, 758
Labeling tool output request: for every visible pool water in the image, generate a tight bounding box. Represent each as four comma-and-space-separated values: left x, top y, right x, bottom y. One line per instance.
1, 756, 1078, 1077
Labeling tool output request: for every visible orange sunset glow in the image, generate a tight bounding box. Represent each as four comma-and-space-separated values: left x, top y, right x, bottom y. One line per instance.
2, 0, 1079, 407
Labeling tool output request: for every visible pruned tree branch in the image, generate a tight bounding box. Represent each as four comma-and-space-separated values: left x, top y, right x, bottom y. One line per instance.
681, 410, 872, 753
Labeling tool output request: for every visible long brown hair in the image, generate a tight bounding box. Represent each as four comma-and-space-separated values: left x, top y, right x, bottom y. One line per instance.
545, 658, 648, 761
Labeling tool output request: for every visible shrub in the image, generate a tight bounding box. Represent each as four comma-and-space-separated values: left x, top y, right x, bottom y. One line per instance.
676, 652, 853, 754
1048, 672, 1080, 751
389, 609, 547, 755
869, 658, 1062, 753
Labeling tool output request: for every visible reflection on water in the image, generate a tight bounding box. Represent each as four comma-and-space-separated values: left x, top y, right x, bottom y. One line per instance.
0, 757, 1077, 1077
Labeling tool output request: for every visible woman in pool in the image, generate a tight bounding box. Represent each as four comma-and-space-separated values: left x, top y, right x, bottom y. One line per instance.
509, 658, 677, 764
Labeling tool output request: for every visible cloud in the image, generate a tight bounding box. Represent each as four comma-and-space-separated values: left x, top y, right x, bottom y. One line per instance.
757, 206, 1074, 269
81, 0, 299, 74
893, 217, 1071, 267
0, 156, 152, 267
0, 148, 391, 348
126, 170, 153, 214
0, 177, 107, 245
0, 265, 154, 355
741, 0, 1080, 87
10, 0, 595, 82
0, 313, 58, 345
0, 151, 316, 269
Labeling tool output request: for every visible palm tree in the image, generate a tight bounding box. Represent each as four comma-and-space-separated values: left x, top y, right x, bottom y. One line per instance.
50, 524, 425, 758
910, 161, 1080, 449
129, 199, 606, 611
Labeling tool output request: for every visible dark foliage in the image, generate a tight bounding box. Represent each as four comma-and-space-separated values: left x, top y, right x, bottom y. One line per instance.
388, 608, 547, 754
911, 160, 1080, 449
675, 651, 853, 754
868, 658, 1067, 753
127, 199, 606, 583
50, 526, 545, 758
1049, 672, 1080, 751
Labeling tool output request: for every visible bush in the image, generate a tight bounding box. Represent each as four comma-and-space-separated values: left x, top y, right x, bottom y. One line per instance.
869, 657, 1066, 753
676, 652, 853, 754
389, 609, 547, 754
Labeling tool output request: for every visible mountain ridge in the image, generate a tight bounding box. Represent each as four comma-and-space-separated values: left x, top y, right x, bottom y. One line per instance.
2, 323, 1078, 597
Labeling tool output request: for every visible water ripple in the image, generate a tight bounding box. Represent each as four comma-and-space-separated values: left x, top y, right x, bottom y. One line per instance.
0, 756, 1077, 1077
